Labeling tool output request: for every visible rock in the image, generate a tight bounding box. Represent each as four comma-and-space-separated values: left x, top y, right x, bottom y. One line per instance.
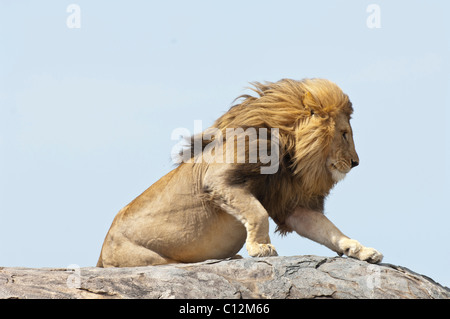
0, 255, 449, 299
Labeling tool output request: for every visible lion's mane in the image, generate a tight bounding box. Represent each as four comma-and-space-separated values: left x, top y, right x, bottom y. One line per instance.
189, 78, 353, 234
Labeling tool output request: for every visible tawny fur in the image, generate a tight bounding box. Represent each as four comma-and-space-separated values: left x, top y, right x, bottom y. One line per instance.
97, 78, 383, 267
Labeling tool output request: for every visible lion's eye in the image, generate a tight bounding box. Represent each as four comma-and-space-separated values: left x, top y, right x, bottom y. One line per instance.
342, 132, 348, 141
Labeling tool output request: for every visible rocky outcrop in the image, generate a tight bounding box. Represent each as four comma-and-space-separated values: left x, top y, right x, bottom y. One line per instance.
1, 255, 449, 299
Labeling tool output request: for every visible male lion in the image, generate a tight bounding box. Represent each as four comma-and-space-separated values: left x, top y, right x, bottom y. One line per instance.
97, 78, 383, 267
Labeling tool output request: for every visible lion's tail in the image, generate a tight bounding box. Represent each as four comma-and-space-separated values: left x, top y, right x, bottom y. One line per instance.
97, 247, 103, 268
96, 251, 104, 267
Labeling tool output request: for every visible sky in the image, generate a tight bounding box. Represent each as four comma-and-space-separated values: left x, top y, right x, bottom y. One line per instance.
0, 1, 449, 288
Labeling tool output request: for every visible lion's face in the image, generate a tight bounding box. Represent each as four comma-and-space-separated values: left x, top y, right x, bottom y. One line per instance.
326, 113, 359, 182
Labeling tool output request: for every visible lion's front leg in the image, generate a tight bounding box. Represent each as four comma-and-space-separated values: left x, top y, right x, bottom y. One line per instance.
220, 188, 278, 257
286, 207, 383, 264
239, 195, 278, 257
204, 167, 278, 258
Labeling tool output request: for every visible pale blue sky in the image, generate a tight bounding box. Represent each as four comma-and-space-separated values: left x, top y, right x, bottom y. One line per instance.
1, 1, 449, 288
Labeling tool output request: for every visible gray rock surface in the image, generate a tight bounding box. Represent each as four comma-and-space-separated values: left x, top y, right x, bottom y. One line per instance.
1, 255, 449, 299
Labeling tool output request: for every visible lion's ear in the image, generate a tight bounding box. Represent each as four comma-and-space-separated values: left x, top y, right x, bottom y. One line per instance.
302, 91, 321, 117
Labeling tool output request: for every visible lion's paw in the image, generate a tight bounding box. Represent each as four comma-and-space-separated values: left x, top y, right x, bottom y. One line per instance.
358, 246, 383, 264
338, 238, 383, 264
247, 243, 278, 257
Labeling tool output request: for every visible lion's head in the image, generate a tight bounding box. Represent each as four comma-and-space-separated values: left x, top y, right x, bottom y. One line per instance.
326, 112, 359, 183
210, 78, 358, 185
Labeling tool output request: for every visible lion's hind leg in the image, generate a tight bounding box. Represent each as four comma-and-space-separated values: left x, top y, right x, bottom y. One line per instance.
99, 233, 177, 267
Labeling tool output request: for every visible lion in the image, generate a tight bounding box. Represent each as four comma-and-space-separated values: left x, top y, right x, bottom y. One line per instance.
97, 78, 383, 267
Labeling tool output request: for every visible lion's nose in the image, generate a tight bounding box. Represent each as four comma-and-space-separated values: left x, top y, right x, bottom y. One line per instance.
351, 160, 359, 168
